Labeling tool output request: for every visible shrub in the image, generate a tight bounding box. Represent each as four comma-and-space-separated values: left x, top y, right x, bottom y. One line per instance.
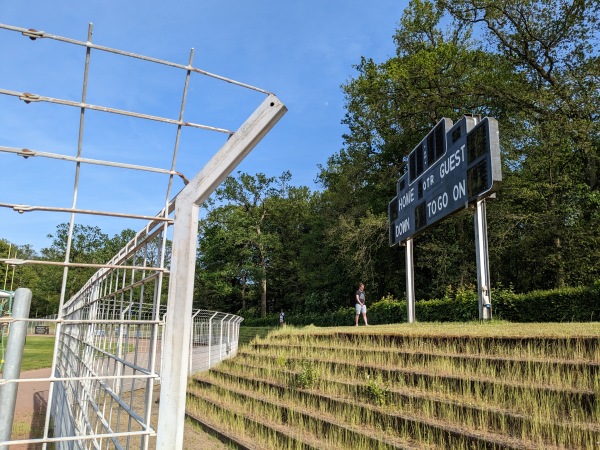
293, 361, 319, 389
493, 284, 600, 322
365, 374, 389, 406
369, 295, 406, 324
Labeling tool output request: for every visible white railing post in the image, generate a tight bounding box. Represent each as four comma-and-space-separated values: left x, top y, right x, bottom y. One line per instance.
156, 94, 286, 450
189, 309, 202, 375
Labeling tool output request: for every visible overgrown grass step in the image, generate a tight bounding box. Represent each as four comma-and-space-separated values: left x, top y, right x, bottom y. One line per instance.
216, 354, 599, 448
185, 324, 600, 449
232, 350, 597, 421
205, 358, 598, 446
251, 342, 599, 383
188, 377, 422, 449
193, 365, 549, 449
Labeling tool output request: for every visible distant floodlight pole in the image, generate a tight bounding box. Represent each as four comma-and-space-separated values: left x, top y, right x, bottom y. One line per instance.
405, 238, 415, 323
156, 94, 286, 450
2, 244, 10, 290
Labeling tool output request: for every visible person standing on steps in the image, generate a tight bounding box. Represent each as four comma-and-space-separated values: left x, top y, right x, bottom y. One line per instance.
355, 282, 368, 326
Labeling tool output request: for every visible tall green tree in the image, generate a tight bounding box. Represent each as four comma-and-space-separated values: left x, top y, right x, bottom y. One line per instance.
318, 0, 600, 299
441, 0, 600, 290
2, 225, 139, 315
41, 223, 110, 301
318, 0, 501, 299
0, 239, 48, 315
197, 171, 292, 317
196, 204, 251, 312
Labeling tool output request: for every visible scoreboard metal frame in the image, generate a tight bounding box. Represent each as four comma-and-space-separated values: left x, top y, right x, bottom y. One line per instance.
389, 116, 501, 245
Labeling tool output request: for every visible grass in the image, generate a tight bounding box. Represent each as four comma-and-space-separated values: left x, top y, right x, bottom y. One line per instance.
2, 335, 140, 373
279, 320, 600, 338
187, 322, 600, 449
20, 335, 55, 371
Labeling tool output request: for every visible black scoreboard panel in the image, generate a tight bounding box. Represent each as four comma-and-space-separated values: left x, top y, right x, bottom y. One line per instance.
389, 116, 501, 246
466, 118, 501, 199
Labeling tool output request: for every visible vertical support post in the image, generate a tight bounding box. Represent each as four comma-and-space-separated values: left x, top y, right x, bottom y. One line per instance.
207, 313, 217, 369
474, 199, 492, 320
156, 94, 286, 450
157, 202, 198, 449
219, 316, 225, 361
189, 310, 201, 375
405, 238, 416, 323
0, 288, 32, 449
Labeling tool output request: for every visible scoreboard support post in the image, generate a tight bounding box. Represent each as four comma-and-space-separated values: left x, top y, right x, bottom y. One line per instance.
474, 199, 492, 320
405, 237, 416, 324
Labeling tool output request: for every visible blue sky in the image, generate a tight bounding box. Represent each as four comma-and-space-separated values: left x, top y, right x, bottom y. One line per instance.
1, 0, 408, 251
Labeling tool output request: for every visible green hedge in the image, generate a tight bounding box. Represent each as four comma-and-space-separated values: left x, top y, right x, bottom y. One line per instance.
241, 284, 600, 327
493, 284, 600, 322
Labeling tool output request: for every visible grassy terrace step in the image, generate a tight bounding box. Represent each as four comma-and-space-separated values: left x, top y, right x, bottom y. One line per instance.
199, 364, 564, 449
267, 331, 600, 361
233, 350, 598, 419
185, 323, 600, 449
208, 359, 599, 445
184, 415, 256, 450
239, 326, 276, 347
188, 378, 423, 450
189, 374, 530, 450
250, 342, 600, 381
186, 394, 324, 450
210, 356, 599, 448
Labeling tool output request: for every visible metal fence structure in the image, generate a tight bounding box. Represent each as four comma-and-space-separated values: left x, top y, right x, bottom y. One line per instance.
26, 314, 58, 335
0, 22, 284, 449
22, 310, 243, 374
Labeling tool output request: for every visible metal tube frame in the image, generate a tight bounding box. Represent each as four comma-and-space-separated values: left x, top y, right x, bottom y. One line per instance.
0, 288, 33, 449
475, 199, 492, 320
0, 21, 285, 450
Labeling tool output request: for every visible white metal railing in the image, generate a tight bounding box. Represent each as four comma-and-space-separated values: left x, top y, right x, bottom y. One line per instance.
189, 311, 243, 374
0, 21, 283, 450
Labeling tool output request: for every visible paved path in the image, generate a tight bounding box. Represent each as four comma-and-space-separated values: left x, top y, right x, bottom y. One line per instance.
12, 367, 52, 416
1, 368, 52, 449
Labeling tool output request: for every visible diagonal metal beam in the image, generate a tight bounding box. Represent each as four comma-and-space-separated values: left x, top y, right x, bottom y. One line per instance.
156, 93, 286, 450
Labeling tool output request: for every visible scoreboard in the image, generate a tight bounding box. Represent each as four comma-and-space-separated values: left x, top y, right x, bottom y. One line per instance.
389, 116, 501, 245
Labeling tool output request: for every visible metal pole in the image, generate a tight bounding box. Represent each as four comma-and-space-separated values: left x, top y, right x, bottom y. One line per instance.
474, 199, 492, 320
189, 309, 201, 375
156, 94, 285, 450
9, 254, 16, 292
405, 238, 416, 323
0, 288, 32, 449
2, 245, 11, 291
207, 312, 217, 369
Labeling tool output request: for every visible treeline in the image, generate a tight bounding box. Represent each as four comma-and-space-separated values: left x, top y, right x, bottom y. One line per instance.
3, 0, 600, 321
1, 225, 135, 317
196, 0, 600, 319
